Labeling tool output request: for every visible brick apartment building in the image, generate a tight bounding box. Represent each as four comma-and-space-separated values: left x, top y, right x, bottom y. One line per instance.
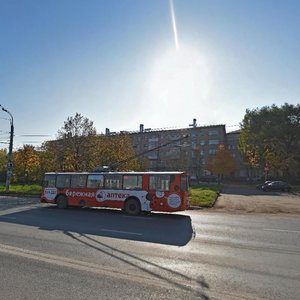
106, 119, 247, 180
226, 130, 248, 178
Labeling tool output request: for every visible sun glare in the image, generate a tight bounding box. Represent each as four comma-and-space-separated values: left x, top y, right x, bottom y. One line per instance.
169, 0, 179, 49
146, 45, 212, 121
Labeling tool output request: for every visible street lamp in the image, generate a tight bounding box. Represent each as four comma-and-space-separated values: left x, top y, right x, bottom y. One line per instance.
0, 105, 14, 192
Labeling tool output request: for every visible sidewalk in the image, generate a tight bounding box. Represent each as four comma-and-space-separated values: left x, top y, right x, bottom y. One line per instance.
0, 196, 40, 211
213, 185, 300, 214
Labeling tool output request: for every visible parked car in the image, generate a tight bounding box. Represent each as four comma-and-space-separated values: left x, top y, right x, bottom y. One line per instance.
262, 181, 291, 192
256, 181, 273, 190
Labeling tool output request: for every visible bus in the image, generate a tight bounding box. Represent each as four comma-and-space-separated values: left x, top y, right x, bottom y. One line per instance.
41, 171, 189, 215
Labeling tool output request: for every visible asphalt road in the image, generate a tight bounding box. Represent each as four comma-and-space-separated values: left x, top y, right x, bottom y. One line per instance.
0, 196, 299, 299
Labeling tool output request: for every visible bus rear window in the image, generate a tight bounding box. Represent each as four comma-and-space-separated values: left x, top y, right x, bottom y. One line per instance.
180, 175, 188, 191
43, 174, 56, 187
149, 175, 170, 191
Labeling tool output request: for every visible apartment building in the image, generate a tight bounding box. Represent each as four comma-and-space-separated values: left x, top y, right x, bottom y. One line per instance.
106, 120, 229, 179
226, 130, 248, 178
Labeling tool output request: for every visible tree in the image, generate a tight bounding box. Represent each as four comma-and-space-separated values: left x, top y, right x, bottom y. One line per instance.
207, 144, 236, 179
39, 113, 142, 172
57, 113, 98, 171
94, 135, 141, 171
239, 103, 300, 181
0, 149, 7, 182
39, 140, 65, 173
13, 145, 40, 183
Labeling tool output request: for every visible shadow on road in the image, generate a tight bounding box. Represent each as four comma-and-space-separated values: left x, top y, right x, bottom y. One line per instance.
0, 203, 210, 299
64, 231, 210, 299
0, 205, 194, 246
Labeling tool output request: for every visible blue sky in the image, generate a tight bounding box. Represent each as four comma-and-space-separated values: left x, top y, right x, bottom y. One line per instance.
1, 0, 299, 149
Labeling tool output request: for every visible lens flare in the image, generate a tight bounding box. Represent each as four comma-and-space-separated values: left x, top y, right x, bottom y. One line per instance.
169, 0, 179, 49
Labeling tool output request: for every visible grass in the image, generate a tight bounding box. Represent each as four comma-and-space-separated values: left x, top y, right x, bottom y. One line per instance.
0, 184, 42, 195
189, 185, 220, 207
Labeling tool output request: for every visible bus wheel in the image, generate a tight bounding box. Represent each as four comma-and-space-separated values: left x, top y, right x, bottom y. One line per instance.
56, 195, 68, 209
124, 198, 140, 216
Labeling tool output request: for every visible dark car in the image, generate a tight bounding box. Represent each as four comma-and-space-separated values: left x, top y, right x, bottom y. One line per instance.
262, 181, 291, 192
256, 181, 273, 190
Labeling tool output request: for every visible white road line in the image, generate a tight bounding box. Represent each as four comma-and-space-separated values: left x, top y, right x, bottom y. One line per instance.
122, 216, 153, 220
0, 216, 16, 220
0, 242, 198, 291
264, 228, 300, 234
101, 229, 142, 236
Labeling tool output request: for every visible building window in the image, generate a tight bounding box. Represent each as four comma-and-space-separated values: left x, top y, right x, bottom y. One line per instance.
208, 130, 218, 136
208, 140, 219, 145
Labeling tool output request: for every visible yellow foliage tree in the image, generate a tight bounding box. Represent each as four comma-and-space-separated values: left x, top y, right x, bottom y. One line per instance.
207, 144, 236, 178
0, 149, 7, 182
39, 114, 143, 172
13, 145, 40, 183
94, 135, 142, 171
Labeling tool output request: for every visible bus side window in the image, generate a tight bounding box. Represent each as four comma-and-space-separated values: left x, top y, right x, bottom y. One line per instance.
71, 174, 87, 188
56, 175, 71, 189
149, 175, 170, 191
104, 175, 122, 189
123, 175, 142, 190
87, 174, 104, 188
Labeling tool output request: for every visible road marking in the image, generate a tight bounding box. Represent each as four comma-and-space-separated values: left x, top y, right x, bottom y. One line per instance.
101, 229, 143, 236
0, 216, 16, 220
0, 242, 196, 291
122, 215, 153, 220
264, 228, 300, 234
0, 242, 142, 282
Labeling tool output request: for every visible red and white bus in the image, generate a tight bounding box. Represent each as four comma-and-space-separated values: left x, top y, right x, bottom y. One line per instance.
41, 171, 189, 215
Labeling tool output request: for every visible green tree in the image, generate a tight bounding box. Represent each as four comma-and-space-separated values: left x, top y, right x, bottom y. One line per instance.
239, 103, 300, 181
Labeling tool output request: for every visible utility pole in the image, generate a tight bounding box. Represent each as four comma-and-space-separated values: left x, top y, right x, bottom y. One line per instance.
0, 105, 14, 192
